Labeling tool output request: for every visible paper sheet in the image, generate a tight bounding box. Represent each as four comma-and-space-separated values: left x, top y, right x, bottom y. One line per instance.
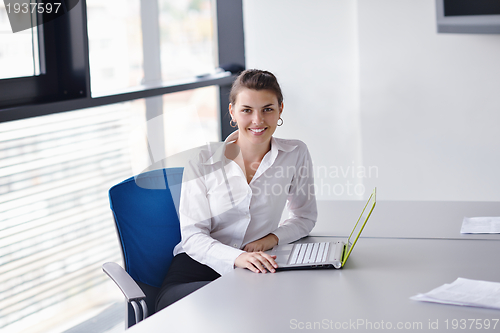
461, 217, 500, 234
411, 278, 500, 310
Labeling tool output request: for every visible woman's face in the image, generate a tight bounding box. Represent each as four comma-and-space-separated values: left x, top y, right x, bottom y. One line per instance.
229, 88, 283, 148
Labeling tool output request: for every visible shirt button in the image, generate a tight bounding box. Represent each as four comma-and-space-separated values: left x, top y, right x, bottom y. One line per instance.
233, 244, 238, 248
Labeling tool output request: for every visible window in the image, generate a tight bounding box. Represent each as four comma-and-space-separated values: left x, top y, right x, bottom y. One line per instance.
86, 0, 144, 95
0, 0, 244, 331
0, 102, 144, 332
0, 2, 41, 80
157, 0, 217, 82
0, 1, 91, 109
87, 0, 218, 96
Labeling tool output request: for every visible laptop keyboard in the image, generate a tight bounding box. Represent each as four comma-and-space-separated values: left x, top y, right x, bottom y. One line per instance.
289, 242, 330, 265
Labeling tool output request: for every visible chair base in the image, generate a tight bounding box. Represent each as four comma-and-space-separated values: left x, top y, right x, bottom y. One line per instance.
126, 282, 160, 328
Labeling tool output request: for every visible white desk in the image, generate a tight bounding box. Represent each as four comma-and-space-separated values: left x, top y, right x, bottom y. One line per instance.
310, 200, 500, 240
128, 237, 500, 333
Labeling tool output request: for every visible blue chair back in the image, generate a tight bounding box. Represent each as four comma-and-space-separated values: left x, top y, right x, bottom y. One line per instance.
108, 167, 183, 325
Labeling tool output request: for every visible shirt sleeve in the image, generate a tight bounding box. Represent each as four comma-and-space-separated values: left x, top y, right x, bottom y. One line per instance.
178, 157, 244, 276
272, 144, 317, 244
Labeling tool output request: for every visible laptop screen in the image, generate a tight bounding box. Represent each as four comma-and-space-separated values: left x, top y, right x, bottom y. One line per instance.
343, 188, 377, 264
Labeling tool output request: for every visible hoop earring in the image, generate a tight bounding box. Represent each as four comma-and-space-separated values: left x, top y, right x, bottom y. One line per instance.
230, 119, 238, 128
277, 118, 283, 126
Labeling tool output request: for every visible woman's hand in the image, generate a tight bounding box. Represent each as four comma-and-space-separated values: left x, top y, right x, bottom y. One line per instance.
235, 251, 278, 273
243, 233, 279, 252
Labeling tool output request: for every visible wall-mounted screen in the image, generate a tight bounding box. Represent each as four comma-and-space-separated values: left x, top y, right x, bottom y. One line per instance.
436, 0, 500, 34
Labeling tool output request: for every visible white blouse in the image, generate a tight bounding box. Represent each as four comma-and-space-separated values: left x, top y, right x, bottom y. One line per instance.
173, 130, 317, 275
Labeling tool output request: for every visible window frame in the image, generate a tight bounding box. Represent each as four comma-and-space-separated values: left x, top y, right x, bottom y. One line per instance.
0, 0, 245, 140
0, 1, 88, 108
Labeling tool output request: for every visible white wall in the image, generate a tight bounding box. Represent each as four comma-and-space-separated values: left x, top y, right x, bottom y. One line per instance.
243, 0, 365, 200
243, 0, 500, 201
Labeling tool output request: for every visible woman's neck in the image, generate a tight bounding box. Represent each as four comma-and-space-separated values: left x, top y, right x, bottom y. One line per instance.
236, 137, 272, 164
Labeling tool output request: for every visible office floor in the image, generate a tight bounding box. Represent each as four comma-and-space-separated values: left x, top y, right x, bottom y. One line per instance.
62, 302, 124, 333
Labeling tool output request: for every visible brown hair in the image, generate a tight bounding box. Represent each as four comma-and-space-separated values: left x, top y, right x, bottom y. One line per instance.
229, 69, 283, 106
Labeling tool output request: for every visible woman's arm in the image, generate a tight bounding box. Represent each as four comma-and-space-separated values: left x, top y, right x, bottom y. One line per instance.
243, 233, 279, 252
179, 158, 245, 275
271, 144, 317, 244
234, 251, 277, 273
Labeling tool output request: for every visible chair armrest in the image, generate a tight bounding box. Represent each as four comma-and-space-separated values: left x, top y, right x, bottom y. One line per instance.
102, 262, 146, 302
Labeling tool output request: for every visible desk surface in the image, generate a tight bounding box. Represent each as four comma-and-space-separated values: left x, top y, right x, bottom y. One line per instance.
310, 200, 500, 240
129, 237, 500, 333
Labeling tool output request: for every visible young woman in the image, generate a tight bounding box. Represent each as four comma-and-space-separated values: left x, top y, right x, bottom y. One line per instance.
156, 69, 317, 311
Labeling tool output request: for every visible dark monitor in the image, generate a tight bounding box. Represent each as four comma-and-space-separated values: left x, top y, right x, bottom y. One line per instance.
436, 0, 500, 34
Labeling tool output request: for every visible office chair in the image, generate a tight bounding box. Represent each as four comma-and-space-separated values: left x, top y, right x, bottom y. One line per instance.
102, 167, 183, 328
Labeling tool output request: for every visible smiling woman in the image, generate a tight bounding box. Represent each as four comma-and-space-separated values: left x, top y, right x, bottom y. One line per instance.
155, 69, 318, 311
229, 88, 282, 159
227, 70, 284, 183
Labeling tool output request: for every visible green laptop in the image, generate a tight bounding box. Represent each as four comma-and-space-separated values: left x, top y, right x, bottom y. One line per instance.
270, 188, 377, 270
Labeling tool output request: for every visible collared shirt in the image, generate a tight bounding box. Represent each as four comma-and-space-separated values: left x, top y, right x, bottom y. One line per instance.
173, 130, 317, 275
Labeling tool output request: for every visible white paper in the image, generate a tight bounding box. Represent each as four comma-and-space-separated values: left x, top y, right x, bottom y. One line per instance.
461, 217, 500, 234
411, 278, 500, 310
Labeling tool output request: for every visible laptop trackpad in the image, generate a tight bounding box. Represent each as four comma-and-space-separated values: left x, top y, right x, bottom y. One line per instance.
267, 244, 293, 266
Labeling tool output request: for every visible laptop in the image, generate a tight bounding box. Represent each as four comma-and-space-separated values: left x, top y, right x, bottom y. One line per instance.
268, 188, 376, 270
